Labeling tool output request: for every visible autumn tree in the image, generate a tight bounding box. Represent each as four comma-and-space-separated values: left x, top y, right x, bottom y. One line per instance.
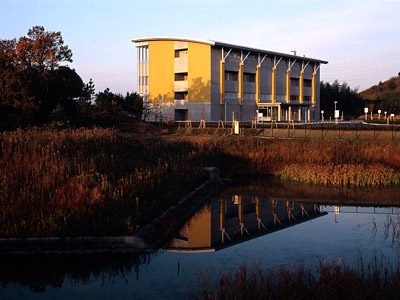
14, 26, 72, 70
0, 26, 82, 127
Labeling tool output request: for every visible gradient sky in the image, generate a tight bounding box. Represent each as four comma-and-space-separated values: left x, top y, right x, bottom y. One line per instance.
2, 0, 400, 94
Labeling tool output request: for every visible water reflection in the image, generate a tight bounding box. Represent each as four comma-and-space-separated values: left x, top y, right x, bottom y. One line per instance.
0, 253, 151, 292
1, 176, 400, 299
166, 196, 326, 252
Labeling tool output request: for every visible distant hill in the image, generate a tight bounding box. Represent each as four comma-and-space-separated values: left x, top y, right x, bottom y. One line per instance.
359, 74, 400, 101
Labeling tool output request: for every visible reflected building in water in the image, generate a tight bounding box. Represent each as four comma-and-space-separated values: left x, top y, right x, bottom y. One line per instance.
166, 196, 326, 252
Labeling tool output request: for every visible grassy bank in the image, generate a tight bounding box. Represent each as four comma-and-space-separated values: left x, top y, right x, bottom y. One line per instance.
2, 128, 400, 237
189, 258, 400, 300
280, 163, 400, 187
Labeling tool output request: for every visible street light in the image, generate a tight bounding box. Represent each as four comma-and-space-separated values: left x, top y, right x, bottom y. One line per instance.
384, 111, 387, 120
364, 107, 368, 121
334, 101, 338, 124
378, 109, 381, 120
321, 110, 324, 122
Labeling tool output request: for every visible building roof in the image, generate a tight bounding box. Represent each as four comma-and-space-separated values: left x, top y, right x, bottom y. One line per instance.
131, 36, 328, 64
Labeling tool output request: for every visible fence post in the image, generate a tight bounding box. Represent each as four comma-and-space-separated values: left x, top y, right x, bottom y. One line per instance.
392, 123, 394, 140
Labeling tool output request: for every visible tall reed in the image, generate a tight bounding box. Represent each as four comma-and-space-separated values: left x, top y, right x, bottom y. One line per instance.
279, 163, 400, 187
189, 257, 400, 300
3, 131, 400, 237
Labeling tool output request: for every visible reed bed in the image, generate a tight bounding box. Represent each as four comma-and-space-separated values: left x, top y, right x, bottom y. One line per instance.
279, 163, 400, 187
189, 258, 400, 300
0, 128, 208, 237
3, 130, 400, 237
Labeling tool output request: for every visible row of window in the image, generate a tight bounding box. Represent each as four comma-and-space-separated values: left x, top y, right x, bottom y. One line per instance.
225, 71, 255, 82
290, 78, 312, 87
138, 76, 149, 86
173, 91, 311, 102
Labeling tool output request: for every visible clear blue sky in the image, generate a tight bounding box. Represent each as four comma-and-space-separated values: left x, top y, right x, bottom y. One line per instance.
2, 0, 400, 94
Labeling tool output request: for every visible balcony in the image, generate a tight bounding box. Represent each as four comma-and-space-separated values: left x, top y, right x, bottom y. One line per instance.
174, 80, 188, 92
175, 56, 188, 73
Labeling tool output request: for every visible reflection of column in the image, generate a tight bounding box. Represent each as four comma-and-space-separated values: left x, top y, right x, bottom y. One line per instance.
272, 198, 282, 226
220, 197, 226, 243
286, 201, 296, 222
256, 196, 266, 231
239, 195, 244, 236
256, 196, 260, 219
300, 203, 309, 218
220, 197, 225, 231
334, 206, 340, 224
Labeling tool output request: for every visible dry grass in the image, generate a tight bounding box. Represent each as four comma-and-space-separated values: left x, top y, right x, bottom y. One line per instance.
189, 257, 400, 300
0, 127, 208, 237
3, 130, 400, 237
280, 163, 400, 187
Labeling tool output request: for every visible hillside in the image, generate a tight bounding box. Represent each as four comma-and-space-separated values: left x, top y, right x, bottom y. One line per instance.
359, 74, 400, 101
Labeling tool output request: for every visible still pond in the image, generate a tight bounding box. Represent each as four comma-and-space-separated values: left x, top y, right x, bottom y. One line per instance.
1, 177, 399, 299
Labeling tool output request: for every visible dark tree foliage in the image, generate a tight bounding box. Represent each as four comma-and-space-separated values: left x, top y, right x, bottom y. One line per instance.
376, 94, 400, 114
123, 92, 143, 119
320, 80, 364, 119
0, 26, 82, 128
92, 88, 143, 126
1, 26, 143, 130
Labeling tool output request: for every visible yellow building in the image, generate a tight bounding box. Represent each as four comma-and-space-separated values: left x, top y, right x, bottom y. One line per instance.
131, 37, 328, 122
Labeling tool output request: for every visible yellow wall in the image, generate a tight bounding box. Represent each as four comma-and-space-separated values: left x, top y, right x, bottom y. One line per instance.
299, 71, 304, 103
238, 63, 243, 103
286, 69, 291, 103
148, 41, 175, 103
187, 205, 211, 248
255, 65, 260, 104
271, 67, 276, 103
188, 42, 211, 102
220, 61, 225, 104
312, 72, 316, 104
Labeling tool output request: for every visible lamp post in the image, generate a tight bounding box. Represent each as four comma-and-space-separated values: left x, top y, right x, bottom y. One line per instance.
334, 101, 338, 124
364, 107, 368, 121
378, 109, 381, 120
321, 110, 324, 122
384, 111, 387, 120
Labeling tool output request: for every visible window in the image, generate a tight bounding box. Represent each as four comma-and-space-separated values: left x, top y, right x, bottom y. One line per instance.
224, 92, 237, 100
260, 94, 272, 101
174, 73, 188, 81
139, 76, 148, 86
244, 73, 255, 82
174, 49, 188, 58
304, 79, 312, 88
290, 95, 299, 101
243, 93, 255, 100
304, 96, 312, 102
231, 52, 240, 58
276, 94, 286, 102
175, 92, 188, 100
290, 78, 299, 86
225, 71, 238, 81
